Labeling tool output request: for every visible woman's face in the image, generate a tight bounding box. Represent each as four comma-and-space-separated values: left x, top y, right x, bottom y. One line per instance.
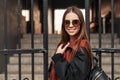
64, 12, 80, 37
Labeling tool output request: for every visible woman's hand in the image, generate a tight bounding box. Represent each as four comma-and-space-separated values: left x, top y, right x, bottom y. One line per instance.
56, 43, 70, 54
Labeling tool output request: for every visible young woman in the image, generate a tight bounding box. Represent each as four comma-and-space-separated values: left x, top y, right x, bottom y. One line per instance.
49, 6, 94, 80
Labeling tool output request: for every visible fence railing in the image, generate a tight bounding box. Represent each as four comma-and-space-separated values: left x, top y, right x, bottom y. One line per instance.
85, 0, 120, 80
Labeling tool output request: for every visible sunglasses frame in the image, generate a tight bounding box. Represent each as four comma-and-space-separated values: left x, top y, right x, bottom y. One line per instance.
64, 19, 80, 27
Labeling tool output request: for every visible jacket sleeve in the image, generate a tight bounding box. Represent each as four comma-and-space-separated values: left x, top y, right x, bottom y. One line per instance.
52, 47, 91, 80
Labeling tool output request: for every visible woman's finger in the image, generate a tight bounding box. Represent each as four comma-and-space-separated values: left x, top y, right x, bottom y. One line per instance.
58, 44, 63, 49
62, 43, 70, 51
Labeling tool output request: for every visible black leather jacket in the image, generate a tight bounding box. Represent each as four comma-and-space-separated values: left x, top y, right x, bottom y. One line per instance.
50, 47, 91, 80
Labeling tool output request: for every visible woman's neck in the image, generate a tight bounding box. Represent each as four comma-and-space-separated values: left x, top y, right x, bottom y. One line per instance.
70, 36, 77, 43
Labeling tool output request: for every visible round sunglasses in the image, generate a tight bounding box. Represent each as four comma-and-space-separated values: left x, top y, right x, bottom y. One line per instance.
64, 19, 80, 27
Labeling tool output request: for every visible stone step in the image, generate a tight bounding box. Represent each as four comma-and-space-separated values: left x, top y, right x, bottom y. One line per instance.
102, 55, 120, 64
7, 64, 43, 74
22, 34, 60, 38
102, 64, 120, 78
89, 34, 118, 39
21, 38, 120, 44
91, 44, 120, 48
101, 53, 120, 57
22, 34, 118, 39
13, 51, 54, 57
0, 74, 43, 80
20, 43, 120, 49
9, 55, 52, 64
105, 73, 120, 79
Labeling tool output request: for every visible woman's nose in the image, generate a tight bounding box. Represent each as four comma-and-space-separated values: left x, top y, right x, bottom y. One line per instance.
69, 22, 73, 27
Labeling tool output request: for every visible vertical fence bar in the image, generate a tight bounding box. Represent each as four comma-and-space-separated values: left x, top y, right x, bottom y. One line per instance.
3, 0, 7, 49
30, 0, 35, 80
3, 0, 8, 79
30, 0, 34, 47
17, 0, 21, 49
52, 8, 54, 34
98, 0, 102, 67
85, 0, 90, 39
111, 0, 114, 79
17, 0, 22, 80
43, 0, 48, 80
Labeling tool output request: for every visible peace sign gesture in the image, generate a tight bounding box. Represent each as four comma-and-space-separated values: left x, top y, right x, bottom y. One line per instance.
56, 43, 70, 54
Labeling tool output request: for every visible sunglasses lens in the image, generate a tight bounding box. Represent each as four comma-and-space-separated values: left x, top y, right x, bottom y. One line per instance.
64, 20, 70, 27
72, 20, 79, 26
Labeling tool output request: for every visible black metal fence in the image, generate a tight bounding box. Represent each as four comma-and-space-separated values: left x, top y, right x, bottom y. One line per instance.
85, 0, 120, 80
0, 0, 48, 80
